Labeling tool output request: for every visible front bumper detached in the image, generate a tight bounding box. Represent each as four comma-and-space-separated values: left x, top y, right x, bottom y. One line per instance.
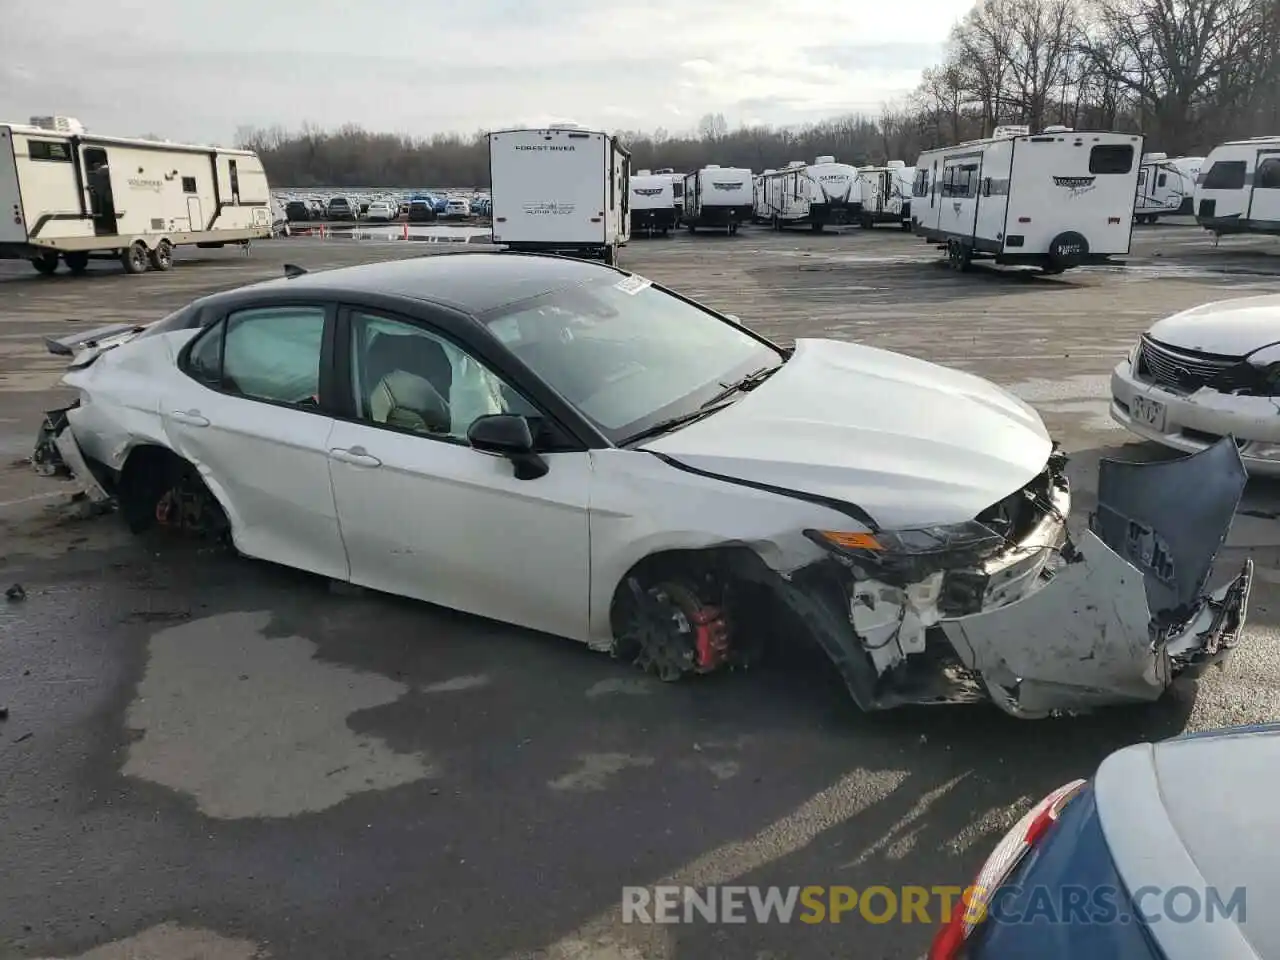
941, 436, 1251, 717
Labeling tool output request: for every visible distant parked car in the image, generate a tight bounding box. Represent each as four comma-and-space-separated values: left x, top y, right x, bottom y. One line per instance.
308, 200, 327, 220
407, 199, 437, 222
366, 200, 396, 222
443, 197, 472, 219
285, 200, 312, 222
269, 199, 291, 238
327, 197, 357, 221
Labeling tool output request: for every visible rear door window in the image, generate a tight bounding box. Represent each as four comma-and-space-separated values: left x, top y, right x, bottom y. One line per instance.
183, 305, 328, 407
1089, 145, 1135, 174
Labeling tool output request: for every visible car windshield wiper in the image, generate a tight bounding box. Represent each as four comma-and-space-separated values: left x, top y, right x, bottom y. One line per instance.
622, 402, 736, 445
700, 365, 780, 409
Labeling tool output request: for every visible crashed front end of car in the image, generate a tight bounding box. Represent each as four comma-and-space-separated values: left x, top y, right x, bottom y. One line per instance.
788, 438, 1252, 717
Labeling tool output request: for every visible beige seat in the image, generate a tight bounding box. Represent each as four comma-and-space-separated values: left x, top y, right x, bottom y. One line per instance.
368, 369, 451, 434
362, 332, 454, 434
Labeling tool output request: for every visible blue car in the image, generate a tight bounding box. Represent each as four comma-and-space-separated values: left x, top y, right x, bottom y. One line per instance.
932, 724, 1273, 958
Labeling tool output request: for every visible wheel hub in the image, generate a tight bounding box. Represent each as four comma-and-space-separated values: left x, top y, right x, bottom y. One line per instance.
617, 580, 730, 682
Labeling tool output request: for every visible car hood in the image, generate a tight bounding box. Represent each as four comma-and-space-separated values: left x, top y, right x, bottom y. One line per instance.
640, 338, 1052, 529
1147, 293, 1280, 356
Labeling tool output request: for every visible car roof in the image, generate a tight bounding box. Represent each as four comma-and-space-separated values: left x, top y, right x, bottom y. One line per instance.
225, 251, 617, 316
1095, 724, 1280, 958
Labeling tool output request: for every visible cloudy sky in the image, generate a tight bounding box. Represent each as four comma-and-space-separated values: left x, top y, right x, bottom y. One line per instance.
4, 0, 973, 144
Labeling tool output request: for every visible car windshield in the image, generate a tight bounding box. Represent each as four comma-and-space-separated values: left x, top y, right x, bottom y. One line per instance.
480, 274, 784, 443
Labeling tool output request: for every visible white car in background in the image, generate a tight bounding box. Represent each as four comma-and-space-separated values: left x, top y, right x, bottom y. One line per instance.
365, 200, 397, 222
32, 253, 1251, 720
443, 197, 471, 219
1111, 293, 1280, 474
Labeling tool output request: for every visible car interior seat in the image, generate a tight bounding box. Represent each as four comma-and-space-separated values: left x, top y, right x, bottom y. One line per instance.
364, 332, 455, 433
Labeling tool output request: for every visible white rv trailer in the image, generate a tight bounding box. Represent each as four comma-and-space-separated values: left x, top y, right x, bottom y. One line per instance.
756, 157, 860, 230
651, 168, 683, 220
0, 117, 272, 276
682, 164, 752, 233
628, 169, 679, 235
752, 169, 776, 222
488, 123, 630, 264
855, 160, 916, 230
912, 125, 1144, 273
1134, 153, 1201, 222
1193, 136, 1280, 237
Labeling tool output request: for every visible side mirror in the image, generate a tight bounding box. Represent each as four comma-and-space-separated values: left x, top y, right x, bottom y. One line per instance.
467, 414, 548, 480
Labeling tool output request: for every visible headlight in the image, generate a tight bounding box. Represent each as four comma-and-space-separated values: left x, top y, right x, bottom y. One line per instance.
1249, 360, 1280, 395
804, 521, 1006, 577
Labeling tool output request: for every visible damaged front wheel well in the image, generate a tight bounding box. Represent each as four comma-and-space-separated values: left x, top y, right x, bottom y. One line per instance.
607, 546, 765, 638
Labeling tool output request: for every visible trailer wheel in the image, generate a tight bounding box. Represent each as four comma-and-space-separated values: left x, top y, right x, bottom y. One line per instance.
812, 221, 823, 232
947, 240, 971, 272
603, 244, 618, 267
63, 251, 90, 274
31, 252, 60, 276
121, 241, 150, 275
900, 220, 912, 232
149, 240, 174, 271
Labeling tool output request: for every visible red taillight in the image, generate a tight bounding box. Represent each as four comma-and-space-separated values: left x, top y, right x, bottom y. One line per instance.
928, 779, 1086, 960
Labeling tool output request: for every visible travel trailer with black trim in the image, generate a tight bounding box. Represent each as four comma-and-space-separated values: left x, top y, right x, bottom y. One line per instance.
855, 160, 916, 229
755, 156, 860, 230
0, 117, 272, 276
682, 164, 752, 234
912, 125, 1144, 274
1135, 153, 1201, 222
752, 168, 776, 222
652, 168, 684, 220
488, 123, 631, 264
1193, 136, 1280, 237
628, 168, 679, 235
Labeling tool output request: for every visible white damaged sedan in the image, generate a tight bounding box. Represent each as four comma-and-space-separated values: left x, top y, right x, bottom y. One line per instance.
34, 252, 1252, 718
1112, 293, 1280, 474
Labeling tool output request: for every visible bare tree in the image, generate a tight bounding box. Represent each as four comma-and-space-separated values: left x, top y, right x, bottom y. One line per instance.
1080, 0, 1275, 152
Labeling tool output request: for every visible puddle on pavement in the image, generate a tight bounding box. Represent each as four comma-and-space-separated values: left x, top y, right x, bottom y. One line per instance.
124, 610, 433, 819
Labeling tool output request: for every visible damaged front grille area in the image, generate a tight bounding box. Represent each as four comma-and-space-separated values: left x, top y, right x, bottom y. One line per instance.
941, 452, 1070, 617
1136, 335, 1273, 395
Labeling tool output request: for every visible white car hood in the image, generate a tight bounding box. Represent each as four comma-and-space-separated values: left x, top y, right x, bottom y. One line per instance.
640, 338, 1052, 529
1147, 293, 1280, 356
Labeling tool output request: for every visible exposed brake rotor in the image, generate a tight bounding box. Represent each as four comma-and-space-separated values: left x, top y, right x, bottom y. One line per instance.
618, 579, 731, 682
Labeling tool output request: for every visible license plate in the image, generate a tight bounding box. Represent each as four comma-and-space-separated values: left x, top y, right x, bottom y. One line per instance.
1131, 395, 1167, 431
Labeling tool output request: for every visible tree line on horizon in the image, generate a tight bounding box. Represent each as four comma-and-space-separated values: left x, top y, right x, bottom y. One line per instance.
235, 0, 1280, 188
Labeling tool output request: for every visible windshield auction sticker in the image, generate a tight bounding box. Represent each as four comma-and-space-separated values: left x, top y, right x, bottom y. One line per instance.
614, 274, 652, 295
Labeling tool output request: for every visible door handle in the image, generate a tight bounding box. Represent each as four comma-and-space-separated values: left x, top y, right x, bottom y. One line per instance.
329, 446, 382, 468
170, 410, 210, 427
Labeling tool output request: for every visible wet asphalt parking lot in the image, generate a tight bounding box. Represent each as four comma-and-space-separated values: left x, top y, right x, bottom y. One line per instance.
3, 220, 1280, 960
